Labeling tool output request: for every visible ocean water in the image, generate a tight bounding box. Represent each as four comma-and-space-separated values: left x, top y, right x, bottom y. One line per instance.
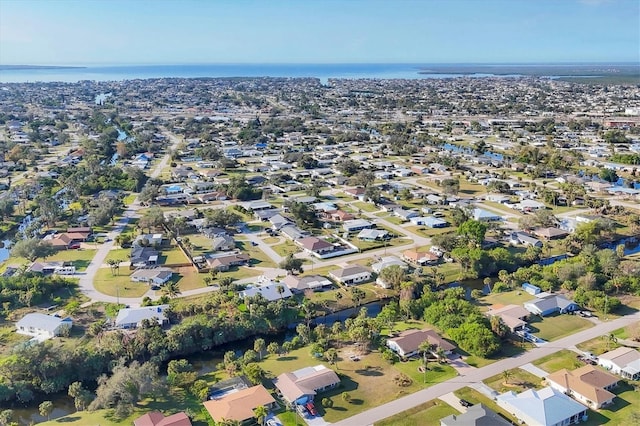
0, 63, 521, 83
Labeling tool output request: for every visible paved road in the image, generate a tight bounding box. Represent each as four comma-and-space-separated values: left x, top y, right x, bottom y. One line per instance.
332, 311, 640, 426
76, 130, 182, 305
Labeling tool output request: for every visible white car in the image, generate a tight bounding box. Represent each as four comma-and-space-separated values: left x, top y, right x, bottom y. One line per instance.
266, 419, 279, 426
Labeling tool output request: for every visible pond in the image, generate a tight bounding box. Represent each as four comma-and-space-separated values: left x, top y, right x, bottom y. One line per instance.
0, 239, 11, 263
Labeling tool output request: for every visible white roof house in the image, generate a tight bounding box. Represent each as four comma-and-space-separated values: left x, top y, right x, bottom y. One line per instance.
130, 268, 174, 285
598, 347, 640, 380
281, 274, 332, 292
239, 279, 293, 301
357, 228, 388, 241
16, 313, 72, 340
371, 256, 408, 274
329, 265, 371, 285
115, 305, 169, 329
496, 387, 588, 426
343, 219, 373, 232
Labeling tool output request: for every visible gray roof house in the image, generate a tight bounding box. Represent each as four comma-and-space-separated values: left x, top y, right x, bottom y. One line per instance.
130, 268, 174, 285
496, 387, 588, 426
115, 305, 169, 329
524, 293, 579, 316
440, 403, 511, 426
329, 265, 371, 285
281, 274, 333, 292
212, 235, 236, 251
16, 313, 72, 340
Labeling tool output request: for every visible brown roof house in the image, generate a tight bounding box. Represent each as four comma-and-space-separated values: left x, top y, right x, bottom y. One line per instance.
546, 365, 618, 409
134, 411, 192, 426
386, 329, 455, 359
486, 304, 530, 332
295, 236, 334, 256
203, 384, 275, 424
273, 364, 340, 405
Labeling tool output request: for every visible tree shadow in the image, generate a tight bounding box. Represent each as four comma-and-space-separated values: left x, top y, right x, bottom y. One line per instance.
355, 368, 383, 377
54, 417, 81, 423
277, 356, 298, 361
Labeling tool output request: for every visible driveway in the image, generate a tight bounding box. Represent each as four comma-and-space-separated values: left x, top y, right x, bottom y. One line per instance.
438, 392, 468, 412
520, 362, 549, 378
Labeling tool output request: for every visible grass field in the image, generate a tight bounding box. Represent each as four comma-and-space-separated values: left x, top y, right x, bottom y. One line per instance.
527, 314, 593, 341
352, 201, 379, 212
484, 368, 543, 394
533, 349, 584, 373
376, 399, 458, 426
158, 246, 189, 265
93, 268, 148, 298
576, 335, 622, 356
478, 290, 535, 310
236, 241, 277, 268
103, 248, 131, 263
46, 249, 97, 271
272, 242, 301, 258
582, 382, 640, 425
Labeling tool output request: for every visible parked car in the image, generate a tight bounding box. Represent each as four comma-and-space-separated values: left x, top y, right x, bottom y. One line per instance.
306, 402, 318, 416
266, 419, 278, 426
459, 399, 473, 407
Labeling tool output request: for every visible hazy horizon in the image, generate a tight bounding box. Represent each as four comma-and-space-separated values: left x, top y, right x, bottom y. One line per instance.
1, 0, 638, 65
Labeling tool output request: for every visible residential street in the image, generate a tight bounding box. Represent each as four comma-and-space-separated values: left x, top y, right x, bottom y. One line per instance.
332, 310, 640, 426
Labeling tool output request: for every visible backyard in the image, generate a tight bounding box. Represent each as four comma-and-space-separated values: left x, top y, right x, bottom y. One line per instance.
375, 399, 458, 426
526, 314, 593, 341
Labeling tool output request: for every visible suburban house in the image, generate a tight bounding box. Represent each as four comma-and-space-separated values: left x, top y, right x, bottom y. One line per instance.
485, 304, 531, 332
130, 268, 174, 286
206, 253, 250, 271
211, 235, 236, 251
402, 249, 439, 265
357, 228, 389, 241
409, 216, 449, 228
114, 305, 169, 329
281, 274, 332, 293
239, 280, 293, 302
329, 265, 372, 285
473, 208, 502, 222
597, 347, 640, 380
524, 293, 579, 316
496, 387, 588, 426
203, 385, 276, 424
45, 232, 88, 250
343, 219, 374, 233
16, 313, 72, 339
440, 404, 511, 426
510, 232, 543, 247
546, 365, 618, 409
295, 236, 334, 256
273, 365, 341, 405
533, 227, 569, 241
133, 411, 192, 426
130, 246, 159, 268
371, 256, 408, 274
393, 208, 419, 221
386, 329, 455, 359
136, 233, 164, 247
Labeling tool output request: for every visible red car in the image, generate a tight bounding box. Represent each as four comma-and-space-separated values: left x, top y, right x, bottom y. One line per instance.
306, 402, 317, 416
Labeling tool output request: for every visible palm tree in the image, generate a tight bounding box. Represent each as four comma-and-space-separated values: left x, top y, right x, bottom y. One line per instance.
253, 405, 268, 426
502, 369, 513, 385
162, 280, 181, 298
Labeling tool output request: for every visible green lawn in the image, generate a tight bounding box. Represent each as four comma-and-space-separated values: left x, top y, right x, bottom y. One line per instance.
582, 382, 640, 425
236, 241, 277, 268
454, 387, 518, 424
93, 268, 149, 298
484, 368, 544, 394
533, 349, 584, 373
272, 242, 301, 258
527, 314, 593, 341
103, 248, 131, 263
376, 400, 458, 426
159, 246, 189, 265
478, 290, 536, 310
46, 249, 97, 271
171, 268, 206, 292
122, 193, 137, 205
352, 201, 379, 212
185, 234, 213, 257
404, 225, 452, 239
576, 335, 622, 356
217, 266, 263, 281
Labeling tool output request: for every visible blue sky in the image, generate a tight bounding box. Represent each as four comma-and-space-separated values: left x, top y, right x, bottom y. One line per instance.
0, 0, 638, 65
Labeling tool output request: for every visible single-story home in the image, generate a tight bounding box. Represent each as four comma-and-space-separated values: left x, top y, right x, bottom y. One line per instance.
402, 249, 439, 265
296, 236, 334, 255
281, 274, 332, 292
371, 256, 407, 274
496, 387, 588, 426
598, 347, 640, 380
510, 232, 543, 247
16, 313, 72, 339
386, 329, 455, 359
485, 304, 530, 332
473, 208, 502, 222
211, 235, 236, 251
130, 268, 174, 285
440, 403, 511, 426
533, 227, 569, 241
524, 293, 579, 317
114, 305, 169, 329
393, 209, 419, 221
206, 253, 250, 271
273, 365, 340, 405
357, 228, 389, 241
203, 385, 276, 424
410, 216, 449, 228
343, 219, 374, 233
130, 246, 159, 268
133, 411, 192, 426
546, 365, 618, 409
239, 280, 293, 302
329, 265, 371, 285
